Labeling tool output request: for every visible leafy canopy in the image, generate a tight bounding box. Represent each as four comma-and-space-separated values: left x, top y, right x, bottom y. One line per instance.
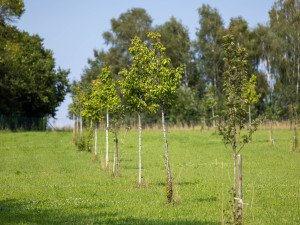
218, 34, 258, 151
82, 67, 121, 123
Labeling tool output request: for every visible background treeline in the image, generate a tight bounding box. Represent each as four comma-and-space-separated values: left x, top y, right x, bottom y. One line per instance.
0, 0, 70, 130
71, 0, 300, 128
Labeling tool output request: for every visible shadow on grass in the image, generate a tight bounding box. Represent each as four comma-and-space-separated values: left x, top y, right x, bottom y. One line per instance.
0, 199, 219, 225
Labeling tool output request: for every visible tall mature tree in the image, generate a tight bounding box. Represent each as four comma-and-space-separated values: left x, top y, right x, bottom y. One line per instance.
155, 17, 190, 86
195, 4, 225, 123
119, 35, 157, 186
228, 17, 261, 74
269, 0, 300, 151
0, 0, 69, 120
0, 0, 24, 25
196, 4, 224, 89
0, 28, 69, 118
254, 24, 276, 101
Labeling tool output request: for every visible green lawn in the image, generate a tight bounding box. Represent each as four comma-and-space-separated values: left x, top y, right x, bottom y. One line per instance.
0, 129, 299, 224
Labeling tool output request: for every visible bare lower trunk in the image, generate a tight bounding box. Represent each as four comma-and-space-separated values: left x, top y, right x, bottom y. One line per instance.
113, 132, 119, 175
113, 143, 116, 174
162, 107, 173, 203
233, 152, 237, 221
271, 120, 275, 146
72, 114, 75, 140
89, 120, 93, 152
249, 104, 251, 127
294, 119, 297, 152
106, 109, 109, 168
76, 116, 79, 136
80, 113, 83, 136
95, 122, 97, 157
75, 116, 79, 144
138, 112, 142, 186
237, 155, 242, 223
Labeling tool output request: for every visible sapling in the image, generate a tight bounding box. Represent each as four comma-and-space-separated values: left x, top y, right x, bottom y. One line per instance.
218, 34, 259, 223
119, 36, 157, 186
82, 67, 115, 160
147, 32, 182, 203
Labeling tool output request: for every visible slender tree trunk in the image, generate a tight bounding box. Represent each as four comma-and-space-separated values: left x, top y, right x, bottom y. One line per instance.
80, 112, 83, 136
138, 112, 142, 186
76, 115, 79, 136
95, 122, 97, 158
113, 142, 116, 174
162, 106, 173, 203
249, 104, 251, 127
106, 108, 109, 168
113, 132, 119, 175
89, 120, 93, 152
237, 155, 242, 223
72, 114, 75, 140
294, 117, 297, 152
232, 151, 237, 221
75, 116, 79, 144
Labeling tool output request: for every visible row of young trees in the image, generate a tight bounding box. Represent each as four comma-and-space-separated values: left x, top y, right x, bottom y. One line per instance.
70, 32, 182, 203
73, 0, 299, 131
70, 31, 260, 223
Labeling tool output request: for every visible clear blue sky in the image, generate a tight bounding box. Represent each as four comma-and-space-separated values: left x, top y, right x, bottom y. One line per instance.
17, 0, 276, 127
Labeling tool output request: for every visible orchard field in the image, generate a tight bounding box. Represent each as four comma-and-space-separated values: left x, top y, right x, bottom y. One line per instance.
0, 129, 299, 224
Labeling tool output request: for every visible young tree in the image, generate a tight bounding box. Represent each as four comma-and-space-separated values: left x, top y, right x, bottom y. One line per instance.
85, 67, 117, 165
72, 82, 85, 137
119, 35, 157, 186
69, 102, 79, 142
148, 32, 183, 203
80, 85, 96, 152
218, 34, 259, 223
90, 67, 124, 174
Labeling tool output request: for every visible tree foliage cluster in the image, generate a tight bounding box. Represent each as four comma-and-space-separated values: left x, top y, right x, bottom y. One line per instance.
0, 0, 70, 120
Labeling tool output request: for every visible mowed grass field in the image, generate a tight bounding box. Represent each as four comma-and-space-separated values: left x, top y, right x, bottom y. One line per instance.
0, 128, 299, 224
